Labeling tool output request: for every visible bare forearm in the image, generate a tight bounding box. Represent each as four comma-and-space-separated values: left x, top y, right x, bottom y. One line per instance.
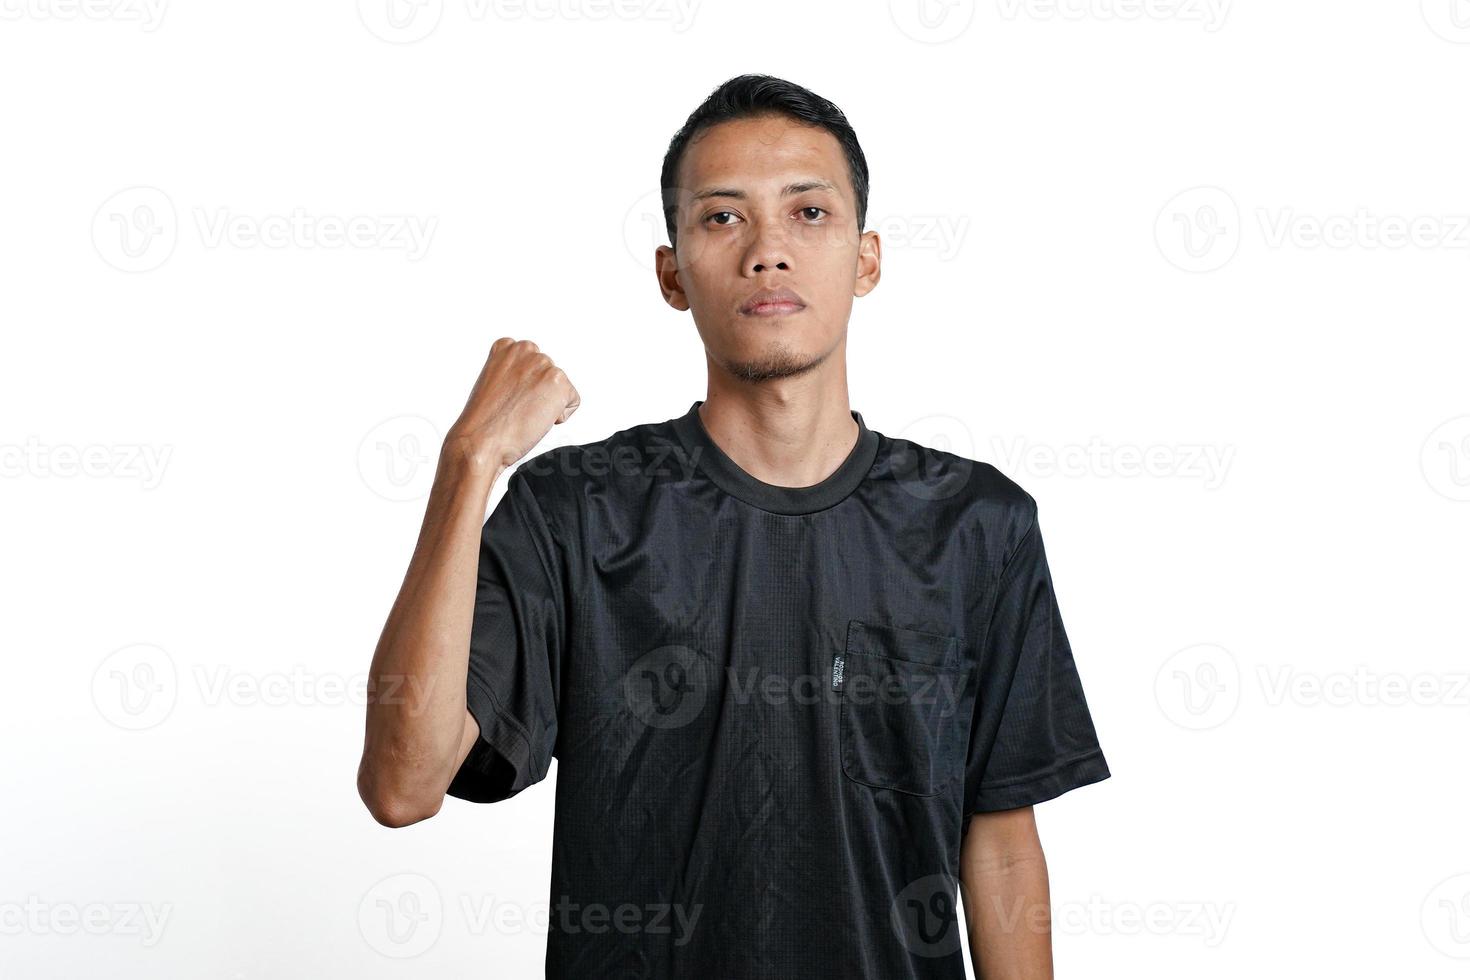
357, 447, 502, 825
964, 852, 1051, 978
960, 809, 1053, 980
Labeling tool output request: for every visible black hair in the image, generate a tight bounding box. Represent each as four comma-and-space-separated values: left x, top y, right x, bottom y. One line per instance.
659, 73, 870, 252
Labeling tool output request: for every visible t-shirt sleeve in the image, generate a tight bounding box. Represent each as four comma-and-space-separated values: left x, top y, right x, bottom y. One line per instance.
445, 468, 567, 805
962, 502, 1110, 815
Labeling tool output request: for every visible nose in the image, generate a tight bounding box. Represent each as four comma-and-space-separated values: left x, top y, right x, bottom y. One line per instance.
743, 218, 793, 274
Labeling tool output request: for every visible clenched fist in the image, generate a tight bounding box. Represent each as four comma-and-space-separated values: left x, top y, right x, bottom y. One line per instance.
442, 337, 580, 474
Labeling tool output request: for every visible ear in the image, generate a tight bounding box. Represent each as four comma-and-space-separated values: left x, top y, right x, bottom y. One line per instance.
853, 229, 881, 298
655, 244, 690, 311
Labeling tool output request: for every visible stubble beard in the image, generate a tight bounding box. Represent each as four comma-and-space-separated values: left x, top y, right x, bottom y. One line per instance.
722, 338, 828, 384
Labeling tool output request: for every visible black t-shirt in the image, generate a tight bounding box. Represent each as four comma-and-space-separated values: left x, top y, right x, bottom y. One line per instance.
446, 399, 1109, 979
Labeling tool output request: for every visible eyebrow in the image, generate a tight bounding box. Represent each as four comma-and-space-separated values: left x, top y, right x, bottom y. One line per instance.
690, 179, 840, 203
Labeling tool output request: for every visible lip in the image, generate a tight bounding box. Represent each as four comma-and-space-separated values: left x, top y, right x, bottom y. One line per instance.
740, 287, 806, 316
744, 302, 805, 317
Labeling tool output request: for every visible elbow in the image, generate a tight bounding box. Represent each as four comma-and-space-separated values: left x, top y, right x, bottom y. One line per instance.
366, 793, 441, 829
357, 764, 444, 829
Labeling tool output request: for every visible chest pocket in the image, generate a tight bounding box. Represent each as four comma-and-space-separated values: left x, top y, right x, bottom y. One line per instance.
837, 620, 966, 797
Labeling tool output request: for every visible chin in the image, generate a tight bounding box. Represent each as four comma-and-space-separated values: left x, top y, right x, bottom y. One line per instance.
718, 335, 827, 384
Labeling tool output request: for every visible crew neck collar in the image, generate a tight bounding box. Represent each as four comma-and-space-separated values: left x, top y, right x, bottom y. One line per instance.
670, 399, 879, 516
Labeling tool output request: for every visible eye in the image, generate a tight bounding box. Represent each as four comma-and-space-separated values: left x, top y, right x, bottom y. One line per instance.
798, 206, 828, 221
705, 210, 741, 227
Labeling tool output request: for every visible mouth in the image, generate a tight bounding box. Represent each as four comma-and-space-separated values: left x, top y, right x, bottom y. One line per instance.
742, 301, 805, 317
739, 287, 807, 317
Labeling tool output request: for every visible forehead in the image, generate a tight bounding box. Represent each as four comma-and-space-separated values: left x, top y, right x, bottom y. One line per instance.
677, 115, 848, 197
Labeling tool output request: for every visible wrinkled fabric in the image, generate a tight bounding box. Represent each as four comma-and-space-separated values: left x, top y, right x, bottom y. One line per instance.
446, 400, 1109, 978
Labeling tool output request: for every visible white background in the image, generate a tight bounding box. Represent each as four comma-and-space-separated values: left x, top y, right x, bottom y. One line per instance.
3, 1, 1469, 977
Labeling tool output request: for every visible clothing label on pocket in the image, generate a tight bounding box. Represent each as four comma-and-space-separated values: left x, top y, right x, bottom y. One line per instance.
832, 655, 845, 691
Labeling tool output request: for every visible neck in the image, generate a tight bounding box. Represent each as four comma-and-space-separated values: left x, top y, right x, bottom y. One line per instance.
698, 367, 859, 490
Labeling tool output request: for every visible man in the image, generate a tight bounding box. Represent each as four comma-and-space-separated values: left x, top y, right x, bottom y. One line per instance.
357, 73, 1109, 979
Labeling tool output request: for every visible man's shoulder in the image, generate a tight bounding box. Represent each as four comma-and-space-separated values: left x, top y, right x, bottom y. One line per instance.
877, 427, 1038, 522
876, 427, 1040, 564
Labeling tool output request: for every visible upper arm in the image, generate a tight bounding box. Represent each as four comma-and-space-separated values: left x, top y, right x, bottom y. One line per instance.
962, 805, 1043, 876
961, 502, 1110, 816
444, 469, 569, 804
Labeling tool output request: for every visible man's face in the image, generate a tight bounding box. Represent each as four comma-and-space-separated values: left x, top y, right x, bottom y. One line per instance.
655, 114, 881, 383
